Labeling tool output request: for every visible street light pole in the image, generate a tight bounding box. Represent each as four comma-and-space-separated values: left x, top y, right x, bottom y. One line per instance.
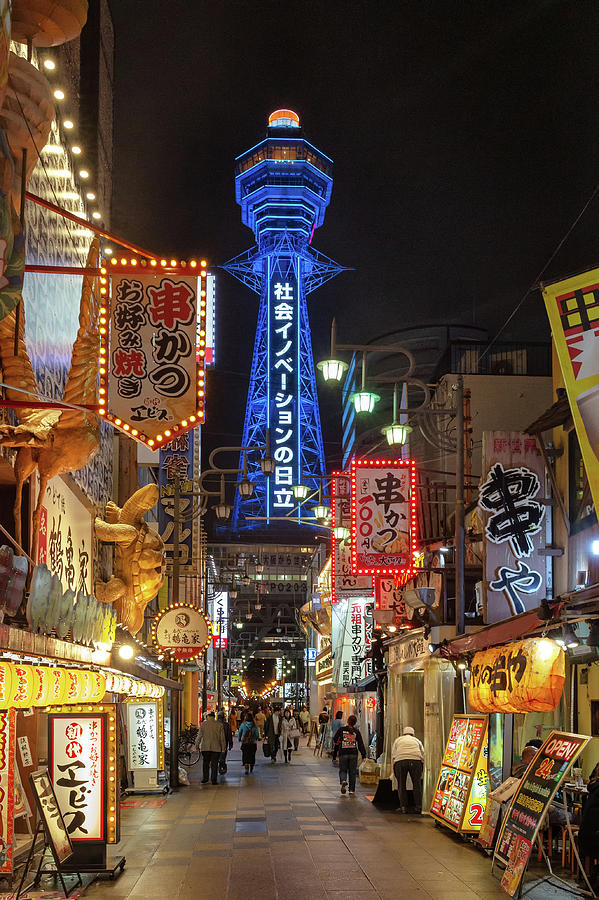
455, 375, 465, 636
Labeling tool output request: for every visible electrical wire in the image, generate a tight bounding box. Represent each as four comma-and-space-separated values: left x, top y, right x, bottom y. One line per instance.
480, 178, 599, 363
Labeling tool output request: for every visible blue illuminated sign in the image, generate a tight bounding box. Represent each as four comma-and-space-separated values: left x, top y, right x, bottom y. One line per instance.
269, 268, 299, 515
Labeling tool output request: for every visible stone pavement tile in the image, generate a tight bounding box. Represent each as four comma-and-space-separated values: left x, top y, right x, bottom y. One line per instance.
419, 886, 481, 900
324, 892, 379, 899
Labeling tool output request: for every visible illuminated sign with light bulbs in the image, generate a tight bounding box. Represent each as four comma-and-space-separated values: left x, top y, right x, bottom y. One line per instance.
99, 258, 208, 449
331, 470, 373, 602
151, 603, 212, 662
49, 705, 119, 848
350, 458, 418, 576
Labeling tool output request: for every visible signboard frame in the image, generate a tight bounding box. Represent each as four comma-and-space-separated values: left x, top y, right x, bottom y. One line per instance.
151, 602, 212, 662
124, 699, 164, 772
350, 458, 418, 576
30, 768, 74, 866
331, 470, 372, 601
100, 258, 208, 451
429, 714, 489, 834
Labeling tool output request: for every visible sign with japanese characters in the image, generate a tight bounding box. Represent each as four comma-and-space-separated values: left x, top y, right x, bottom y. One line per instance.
30, 769, 73, 866
543, 269, 599, 516
429, 715, 489, 833
158, 430, 196, 567
211, 590, 228, 650
151, 603, 211, 662
0, 710, 15, 873
469, 638, 565, 714
332, 598, 374, 688
50, 714, 105, 841
36, 474, 93, 597
331, 471, 373, 601
102, 260, 207, 449
126, 703, 158, 770
268, 269, 299, 516
495, 731, 589, 896
350, 459, 417, 575
478, 432, 547, 622
315, 638, 333, 682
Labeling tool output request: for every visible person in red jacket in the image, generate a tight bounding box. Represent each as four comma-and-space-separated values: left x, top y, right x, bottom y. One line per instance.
332, 715, 366, 795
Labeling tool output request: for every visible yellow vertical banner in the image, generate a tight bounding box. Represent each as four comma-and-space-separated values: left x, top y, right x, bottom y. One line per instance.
543, 269, 599, 511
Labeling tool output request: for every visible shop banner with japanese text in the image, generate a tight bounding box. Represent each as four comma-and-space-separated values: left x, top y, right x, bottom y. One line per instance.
332, 471, 372, 601
269, 267, 299, 515
158, 430, 197, 567
0, 709, 15, 873
478, 431, 548, 623
469, 638, 565, 714
36, 474, 93, 596
127, 703, 158, 770
332, 598, 373, 689
351, 459, 417, 575
495, 731, 589, 896
50, 714, 104, 841
543, 270, 599, 515
108, 270, 200, 441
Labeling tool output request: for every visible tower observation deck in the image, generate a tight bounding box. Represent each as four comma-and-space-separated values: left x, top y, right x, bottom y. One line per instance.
224, 110, 347, 535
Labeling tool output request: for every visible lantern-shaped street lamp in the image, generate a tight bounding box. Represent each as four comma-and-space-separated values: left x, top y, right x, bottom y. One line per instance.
292, 483, 310, 501
333, 524, 350, 541
214, 474, 232, 523
317, 319, 348, 383
381, 384, 413, 447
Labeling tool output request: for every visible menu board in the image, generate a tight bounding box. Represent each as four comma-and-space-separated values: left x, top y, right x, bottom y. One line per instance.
494, 730, 589, 897
429, 715, 490, 832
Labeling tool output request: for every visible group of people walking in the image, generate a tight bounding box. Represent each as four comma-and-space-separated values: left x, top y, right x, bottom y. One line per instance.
195, 704, 310, 781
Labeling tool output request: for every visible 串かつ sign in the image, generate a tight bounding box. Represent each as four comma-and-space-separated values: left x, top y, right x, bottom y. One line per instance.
331, 471, 372, 601
350, 459, 417, 575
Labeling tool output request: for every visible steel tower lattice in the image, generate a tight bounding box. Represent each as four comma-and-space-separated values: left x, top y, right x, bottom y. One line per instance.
223, 110, 347, 533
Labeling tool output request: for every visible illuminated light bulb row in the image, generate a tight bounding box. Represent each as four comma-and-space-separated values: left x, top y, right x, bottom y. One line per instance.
97, 263, 208, 447
40, 55, 102, 219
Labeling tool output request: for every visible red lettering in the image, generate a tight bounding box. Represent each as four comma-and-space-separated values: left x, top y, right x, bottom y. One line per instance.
545, 738, 579, 761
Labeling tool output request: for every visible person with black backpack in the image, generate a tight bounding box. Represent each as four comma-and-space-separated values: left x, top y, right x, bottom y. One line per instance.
332, 714, 366, 795
238, 712, 259, 774
217, 710, 233, 776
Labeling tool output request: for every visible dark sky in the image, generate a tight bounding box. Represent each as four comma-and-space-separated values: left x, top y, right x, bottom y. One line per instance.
110, 0, 599, 462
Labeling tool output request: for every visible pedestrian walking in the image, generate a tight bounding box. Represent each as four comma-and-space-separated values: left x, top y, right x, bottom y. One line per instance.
280, 707, 299, 763
318, 705, 329, 748
238, 712, 259, 774
332, 714, 366, 795
391, 726, 425, 814
299, 706, 310, 735
331, 710, 344, 765
198, 711, 226, 784
229, 707, 237, 736
217, 710, 233, 774
254, 706, 266, 738
264, 706, 282, 763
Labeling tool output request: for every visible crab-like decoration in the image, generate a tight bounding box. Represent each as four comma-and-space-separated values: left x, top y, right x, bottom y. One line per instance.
95, 483, 166, 636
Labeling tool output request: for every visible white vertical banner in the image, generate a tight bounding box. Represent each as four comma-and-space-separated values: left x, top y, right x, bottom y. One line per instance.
51, 715, 104, 841
127, 703, 158, 770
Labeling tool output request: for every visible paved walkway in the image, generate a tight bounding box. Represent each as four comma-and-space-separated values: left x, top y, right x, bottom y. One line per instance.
85, 739, 579, 900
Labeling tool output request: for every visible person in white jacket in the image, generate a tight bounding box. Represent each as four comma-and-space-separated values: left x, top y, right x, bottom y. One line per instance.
391, 726, 425, 814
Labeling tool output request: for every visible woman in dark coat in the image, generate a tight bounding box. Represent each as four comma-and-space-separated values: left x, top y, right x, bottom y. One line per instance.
579, 772, 599, 864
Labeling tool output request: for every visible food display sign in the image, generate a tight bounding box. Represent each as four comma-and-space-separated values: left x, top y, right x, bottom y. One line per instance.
151, 603, 211, 662
126, 701, 163, 770
331, 471, 372, 601
101, 259, 208, 450
469, 638, 565, 714
350, 459, 417, 575
0, 709, 15, 873
429, 715, 489, 833
495, 731, 589, 897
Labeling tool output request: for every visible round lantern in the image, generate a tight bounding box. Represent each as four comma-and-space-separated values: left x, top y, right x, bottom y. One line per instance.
120, 675, 132, 696
32, 666, 52, 707
0, 661, 14, 709
11, 664, 35, 708
45, 668, 67, 706
10, 0, 89, 47
88, 671, 106, 703
63, 669, 83, 704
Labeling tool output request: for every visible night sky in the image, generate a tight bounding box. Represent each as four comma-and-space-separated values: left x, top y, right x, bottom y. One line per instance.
110, 1, 599, 466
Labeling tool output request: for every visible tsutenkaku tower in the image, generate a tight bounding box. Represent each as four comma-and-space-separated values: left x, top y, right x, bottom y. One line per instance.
224, 109, 346, 533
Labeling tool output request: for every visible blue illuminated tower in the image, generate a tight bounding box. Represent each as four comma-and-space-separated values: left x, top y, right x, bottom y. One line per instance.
224, 109, 346, 533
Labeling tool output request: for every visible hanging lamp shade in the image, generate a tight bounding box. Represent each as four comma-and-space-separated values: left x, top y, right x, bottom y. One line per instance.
292, 483, 309, 501
469, 638, 565, 713
0, 661, 13, 709
349, 390, 380, 414
10, 0, 88, 47
47, 667, 67, 705
0, 52, 54, 168
381, 422, 412, 447
11, 664, 35, 708
317, 359, 348, 383
313, 504, 330, 521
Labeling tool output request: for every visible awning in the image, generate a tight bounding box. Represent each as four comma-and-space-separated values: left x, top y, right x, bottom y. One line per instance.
348, 675, 377, 693
526, 389, 572, 433
437, 602, 563, 659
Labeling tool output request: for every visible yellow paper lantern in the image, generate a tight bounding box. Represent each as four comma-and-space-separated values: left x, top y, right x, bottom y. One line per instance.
32, 666, 52, 707
469, 638, 565, 714
11, 664, 35, 708
0, 661, 14, 709
63, 669, 84, 704
88, 671, 106, 703
47, 668, 68, 705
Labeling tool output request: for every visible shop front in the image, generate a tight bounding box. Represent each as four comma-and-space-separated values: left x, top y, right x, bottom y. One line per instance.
382, 628, 456, 809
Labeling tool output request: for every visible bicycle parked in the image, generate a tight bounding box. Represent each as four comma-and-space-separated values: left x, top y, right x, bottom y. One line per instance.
178, 725, 200, 767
